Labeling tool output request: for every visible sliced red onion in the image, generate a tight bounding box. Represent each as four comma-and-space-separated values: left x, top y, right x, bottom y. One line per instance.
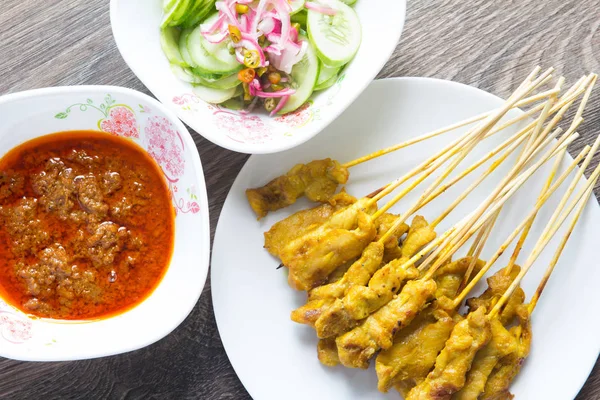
201, 13, 227, 35
254, 88, 296, 98
240, 13, 250, 32
235, 48, 245, 64
203, 30, 230, 44
216, 1, 240, 26
270, 95, 290, 116
264, 45, 282, 56
251, 0, 271, 33
305, 1, 338, 15
258, 17, 277, 35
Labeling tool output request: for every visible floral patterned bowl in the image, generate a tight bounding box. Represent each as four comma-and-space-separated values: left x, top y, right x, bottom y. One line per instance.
0, 86, 210, 361
110, 0, 406, 154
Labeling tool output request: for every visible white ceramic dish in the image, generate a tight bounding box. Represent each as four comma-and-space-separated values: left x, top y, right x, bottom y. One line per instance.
110, 0, 406, 154
211, 78, 600, 399
0, 86, 210, 361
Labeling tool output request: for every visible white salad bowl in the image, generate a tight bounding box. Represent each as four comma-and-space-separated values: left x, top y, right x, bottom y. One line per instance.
0, 86, 210, 361
110, 0, 406, 154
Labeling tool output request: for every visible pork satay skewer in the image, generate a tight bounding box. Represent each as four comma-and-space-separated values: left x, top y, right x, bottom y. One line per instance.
414, 128, 577, 280
489, 160, 600, 320
297, 123, 533, 329
453, 148, 569, 400
311, 111, 559, 336
503, 73, 597, 277
333, 137, 579, 369
450, 145, 590, 309
479, 168, 599, 400
250, 73, 590, 220
404, 169, 596, 400
292, 113, 548, 306
378, 165, 564, 396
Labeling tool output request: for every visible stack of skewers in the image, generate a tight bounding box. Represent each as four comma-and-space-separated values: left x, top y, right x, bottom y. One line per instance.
246, 67, 599, 399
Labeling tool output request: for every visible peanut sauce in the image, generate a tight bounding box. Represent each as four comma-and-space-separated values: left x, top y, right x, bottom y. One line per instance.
0, 131, 175, 320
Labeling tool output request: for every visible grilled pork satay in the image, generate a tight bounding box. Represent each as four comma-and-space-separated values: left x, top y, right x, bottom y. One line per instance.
246, 158, 349, 219
280, 199, 378, 291
466, 265, 526, 326
336, 278, 437, 369
264, 191, 357, 257
290, 241, 385, 325
374, 212, 410, 262
376, 258, 493, 394
480, 305, 531, 400
377, 306, 460, 395
455, 318, 520, 400
405, 307, 492, 400
314, 216, 435, 338
317, 337, 340, 367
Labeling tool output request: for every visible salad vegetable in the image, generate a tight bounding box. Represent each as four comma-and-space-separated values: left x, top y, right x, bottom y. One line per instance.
160, 0, 361, 115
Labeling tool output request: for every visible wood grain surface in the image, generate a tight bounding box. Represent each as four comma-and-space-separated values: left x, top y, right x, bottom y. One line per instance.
0, 0, 599, 399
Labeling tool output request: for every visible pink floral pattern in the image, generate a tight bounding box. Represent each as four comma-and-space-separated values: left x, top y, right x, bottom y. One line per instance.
145, 116, 186, 179
0, 307, 32, 344
55, 94, 202, 217
214, 111, 272, 144
100, 106, 139, 138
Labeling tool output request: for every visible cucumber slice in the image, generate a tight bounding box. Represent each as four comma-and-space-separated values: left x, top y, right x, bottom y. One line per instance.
193, 84, 239, 104
170, 0, 194, 26
161, 0, 190, 28
187, 24, 241, 75
339, 0, 357, 5
200, 73, 242, 90
163, 0, 177, 12
290, 0, 306, 14
314, 73, 337, 91
170, 64, 205, 84
182, 0, 215, 28
161, 27, 189, 67
180, 0, 212, 28
190, 68, 224, 80
179, 28, 197, 67
316, 63, 340, 86
307, 0, 361, 68
278, 37, 320, 115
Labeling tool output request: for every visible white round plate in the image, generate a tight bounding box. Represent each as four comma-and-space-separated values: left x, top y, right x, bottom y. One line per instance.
110, 0, 406, 154
212, 78, 600, 399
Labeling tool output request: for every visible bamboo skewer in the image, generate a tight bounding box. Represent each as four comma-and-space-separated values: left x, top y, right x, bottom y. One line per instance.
450, 146, 591, 308
341, 88, 563, 169
368, 69, 553, 207
504, 147, 568, 276
489, 161, 600, 319
460, 214, 498, 291
372, 70, 558, 242
527, 180, 592, 313
366, 73, 589, 218
419, 131, 580, 281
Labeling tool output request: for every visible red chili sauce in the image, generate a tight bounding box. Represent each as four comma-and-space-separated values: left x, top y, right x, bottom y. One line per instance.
0, 131, 175, 320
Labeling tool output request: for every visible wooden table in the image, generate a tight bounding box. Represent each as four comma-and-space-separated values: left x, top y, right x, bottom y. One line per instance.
1, 0, 599, 398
